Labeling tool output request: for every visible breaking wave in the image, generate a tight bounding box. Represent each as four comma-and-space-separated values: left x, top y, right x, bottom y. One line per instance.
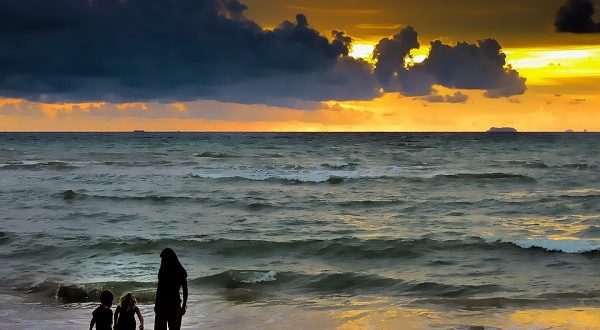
0, 161, 78, 171
434, 172, 536, 182
21, 271, 502, 303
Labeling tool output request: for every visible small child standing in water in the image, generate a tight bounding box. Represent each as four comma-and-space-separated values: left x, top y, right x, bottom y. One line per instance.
114, 292, 144, 330
90, 290, 114, 330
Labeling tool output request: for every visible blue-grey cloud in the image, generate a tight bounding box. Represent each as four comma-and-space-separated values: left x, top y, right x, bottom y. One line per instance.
0, 0, 525, 107
555, 0, 600, 33
373, 26, 526, 98
0, 0, 379, 107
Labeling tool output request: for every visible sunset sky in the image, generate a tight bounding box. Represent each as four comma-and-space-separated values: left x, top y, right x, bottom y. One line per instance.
1, 0, 599, 131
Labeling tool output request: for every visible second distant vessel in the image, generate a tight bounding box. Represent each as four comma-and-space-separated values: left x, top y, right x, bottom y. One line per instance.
487, 127, 517, 133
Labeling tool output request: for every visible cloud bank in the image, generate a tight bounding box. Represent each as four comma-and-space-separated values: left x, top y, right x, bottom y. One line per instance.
0, 0, 525, 106
373, 27, 526, 98
555, 0, 600, 33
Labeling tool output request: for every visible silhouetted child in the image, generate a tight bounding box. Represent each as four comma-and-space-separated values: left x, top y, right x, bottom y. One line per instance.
90, 290, 114, 330
114, 292, 144, 330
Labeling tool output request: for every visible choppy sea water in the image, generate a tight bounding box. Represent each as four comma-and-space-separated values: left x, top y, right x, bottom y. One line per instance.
1, 132, 600, 328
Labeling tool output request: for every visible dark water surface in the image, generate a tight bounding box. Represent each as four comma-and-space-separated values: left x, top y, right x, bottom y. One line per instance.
1, 133, 600, 316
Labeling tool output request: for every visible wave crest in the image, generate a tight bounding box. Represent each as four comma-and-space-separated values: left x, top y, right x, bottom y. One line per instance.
435, 172, 536, 182
22, 271, 500, 303
195, 151, 235, 158
497, 238, 600, 254
57, 190, 210, 203
0, 161, 78, 171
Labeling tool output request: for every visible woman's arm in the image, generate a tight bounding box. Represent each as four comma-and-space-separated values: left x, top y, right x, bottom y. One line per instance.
89, 316, 95, 330
135, 307, 144, 330
181, 279, 188, 315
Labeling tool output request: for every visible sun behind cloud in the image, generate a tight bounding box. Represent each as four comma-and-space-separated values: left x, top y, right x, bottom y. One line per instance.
349, 43, 375, 60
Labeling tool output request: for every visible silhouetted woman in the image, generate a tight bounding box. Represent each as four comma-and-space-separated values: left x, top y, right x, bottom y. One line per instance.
154, 248, 188, 330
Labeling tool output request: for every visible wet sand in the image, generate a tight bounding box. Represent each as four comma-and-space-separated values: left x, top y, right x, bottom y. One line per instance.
2, 293, 600, 329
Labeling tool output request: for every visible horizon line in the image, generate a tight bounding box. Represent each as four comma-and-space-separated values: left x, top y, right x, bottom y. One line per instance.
0, 131, 598, 134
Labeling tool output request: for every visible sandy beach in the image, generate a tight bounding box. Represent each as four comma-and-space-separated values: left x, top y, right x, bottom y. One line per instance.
3, 290, 600, 330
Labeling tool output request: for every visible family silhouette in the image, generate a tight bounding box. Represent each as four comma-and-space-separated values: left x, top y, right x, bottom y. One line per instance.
89, 248, 188, 330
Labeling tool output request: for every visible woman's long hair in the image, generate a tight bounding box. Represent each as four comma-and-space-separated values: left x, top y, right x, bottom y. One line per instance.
158, 248, 187, 281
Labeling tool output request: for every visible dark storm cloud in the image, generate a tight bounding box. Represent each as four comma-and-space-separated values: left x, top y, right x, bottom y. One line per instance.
373, 26, 526, 98
0, 0, 379, 106
555, 0, 600, 33
0, 0, 525, 106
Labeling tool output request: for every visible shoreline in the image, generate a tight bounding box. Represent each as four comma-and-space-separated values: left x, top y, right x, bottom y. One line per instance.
3, 292, 600, 329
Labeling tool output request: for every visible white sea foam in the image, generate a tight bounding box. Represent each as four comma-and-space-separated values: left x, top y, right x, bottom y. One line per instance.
240, 271, 277, 284
186, 165, 425, 182
498, 238, 600, 253
0, 160, 85, 167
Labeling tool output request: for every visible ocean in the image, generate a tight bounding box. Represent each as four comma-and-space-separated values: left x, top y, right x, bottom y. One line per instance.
1, 132, 600, 329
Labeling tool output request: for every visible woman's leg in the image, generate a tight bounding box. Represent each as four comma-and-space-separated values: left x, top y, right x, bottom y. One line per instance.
166, 308, 182, 330
167, 313, 182, 330
154, 313, 168, 330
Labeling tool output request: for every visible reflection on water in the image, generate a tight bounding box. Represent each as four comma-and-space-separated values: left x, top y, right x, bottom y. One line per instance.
329, 301, 600, 330
510, 308, 600, 330
332, 304, 434, 330
3, 293, 600, 329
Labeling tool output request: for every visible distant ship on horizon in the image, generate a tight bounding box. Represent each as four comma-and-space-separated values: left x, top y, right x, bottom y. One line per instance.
486, 127, 517, 133
133, 130, 145, 133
